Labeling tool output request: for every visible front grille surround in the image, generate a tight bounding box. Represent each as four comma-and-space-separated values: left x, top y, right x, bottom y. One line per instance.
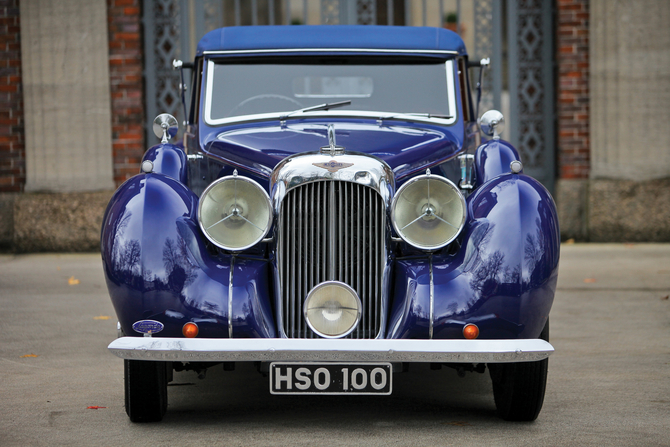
277, 179, 387, 339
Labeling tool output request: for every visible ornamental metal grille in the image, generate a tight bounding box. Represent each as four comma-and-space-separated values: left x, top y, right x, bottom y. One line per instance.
507, 0, 555, 191
144, 0, 182, 143
356, 0, 375, 24
143, 0, 223, 143
473, 0, 496, 115
278, 181, 386, 339
321, 0, 341, 24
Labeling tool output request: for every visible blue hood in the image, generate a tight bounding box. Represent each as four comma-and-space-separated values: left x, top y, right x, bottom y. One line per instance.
201, 119, 464, 181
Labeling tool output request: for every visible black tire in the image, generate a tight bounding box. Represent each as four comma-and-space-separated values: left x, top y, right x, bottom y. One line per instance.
488, 320, 549, 421
124, 359, 168, 422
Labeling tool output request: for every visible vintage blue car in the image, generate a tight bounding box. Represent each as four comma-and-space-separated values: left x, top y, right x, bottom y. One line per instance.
102, 25, 559, 423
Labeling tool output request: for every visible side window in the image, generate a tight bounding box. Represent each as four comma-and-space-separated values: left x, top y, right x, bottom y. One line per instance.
457, 57, 473, 122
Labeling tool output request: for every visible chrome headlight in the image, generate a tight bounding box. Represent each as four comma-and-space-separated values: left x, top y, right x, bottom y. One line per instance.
304, 281, 361, 339
198, 175, 272, 251
391, 174, 466, 250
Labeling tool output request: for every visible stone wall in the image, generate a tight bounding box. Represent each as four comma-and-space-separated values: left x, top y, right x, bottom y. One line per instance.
557, 0, 670, 242
0, 1, 146, 252
12, 191, 114, 252
588, 0, 670, 241
20, 0, 115, 192
589, 178, 670, 242
590, 0, 670, 181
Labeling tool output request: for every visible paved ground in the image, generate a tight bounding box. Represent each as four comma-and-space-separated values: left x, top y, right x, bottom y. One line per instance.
0, 244, 668, 446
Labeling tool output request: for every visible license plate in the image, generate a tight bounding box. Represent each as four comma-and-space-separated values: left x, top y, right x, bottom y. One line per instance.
270, 362, 392, 395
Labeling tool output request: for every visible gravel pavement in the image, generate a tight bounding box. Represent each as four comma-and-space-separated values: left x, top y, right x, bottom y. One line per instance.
0, 244, 668, 446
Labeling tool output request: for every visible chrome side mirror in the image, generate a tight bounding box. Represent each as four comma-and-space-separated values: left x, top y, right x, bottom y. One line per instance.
478, 110, 505, 140
153, 113, 178, 143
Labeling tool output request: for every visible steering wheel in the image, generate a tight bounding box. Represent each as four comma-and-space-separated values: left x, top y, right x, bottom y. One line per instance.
229, 94, 303, 116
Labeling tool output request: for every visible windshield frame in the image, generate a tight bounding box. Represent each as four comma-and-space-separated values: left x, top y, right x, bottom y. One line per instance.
203, 55, 458, 127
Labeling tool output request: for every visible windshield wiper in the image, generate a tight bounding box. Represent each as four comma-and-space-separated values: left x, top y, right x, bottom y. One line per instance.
379, 112, 453, 122
279, 100, 352, 122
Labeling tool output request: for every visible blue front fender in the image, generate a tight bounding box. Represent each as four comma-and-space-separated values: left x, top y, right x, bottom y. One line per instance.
388, 173, 560, 340
101, 173, 276, 339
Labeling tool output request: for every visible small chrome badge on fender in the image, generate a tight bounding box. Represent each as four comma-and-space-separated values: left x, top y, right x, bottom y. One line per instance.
132, 320, 164, 335
312, 161, 354, 173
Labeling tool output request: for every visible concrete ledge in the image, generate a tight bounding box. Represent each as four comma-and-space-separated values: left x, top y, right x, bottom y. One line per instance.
557, 178, 670, 242
0, 193, 17, 250
555, 179, 589, 241
589, 178, 670, 242
11, 191, 114, 252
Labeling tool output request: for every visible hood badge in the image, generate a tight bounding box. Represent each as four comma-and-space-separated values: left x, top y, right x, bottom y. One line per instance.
320, 124, 345, 156
313, 160, 354, 173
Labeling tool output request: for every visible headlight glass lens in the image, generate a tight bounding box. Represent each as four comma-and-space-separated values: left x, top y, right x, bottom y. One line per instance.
198, 175, 272, 251
391, 174, 466, 250
304, 281, 361, 338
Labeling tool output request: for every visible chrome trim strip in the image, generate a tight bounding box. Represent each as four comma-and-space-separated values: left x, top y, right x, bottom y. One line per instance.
204, 60, 215, 125
203, 48, 459, 56
204, 60, 457, 127
328, 180, 336, 280
228, 256, 234, 338
446, 60, 456, 117
207, 110, 456, 127
109, 337, 554, 363
429, 255, 434, 340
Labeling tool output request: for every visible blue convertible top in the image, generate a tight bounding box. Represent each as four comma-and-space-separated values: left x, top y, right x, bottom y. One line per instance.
196, 25, 466, 57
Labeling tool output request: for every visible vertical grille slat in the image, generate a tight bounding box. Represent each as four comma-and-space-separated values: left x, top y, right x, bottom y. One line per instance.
367, 187, 372, 338
375, 194, 380, 335
280, 180, 385, 339
290, 193, 296, 338
338, 184, 342, 282
297, 187, 302, 337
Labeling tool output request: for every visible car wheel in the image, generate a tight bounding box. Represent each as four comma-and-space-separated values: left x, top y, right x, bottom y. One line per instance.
124, 359, 168, 422
488, 320, 549, 421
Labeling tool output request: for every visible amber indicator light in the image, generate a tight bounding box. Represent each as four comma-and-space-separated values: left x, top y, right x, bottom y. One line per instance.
463, 323, 479, 339
182, 322, 199, 338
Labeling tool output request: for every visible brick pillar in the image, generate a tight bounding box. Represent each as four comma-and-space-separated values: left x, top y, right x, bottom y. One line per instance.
0, 0, 24, 193
557, 0, 590, 180
555, 0, 590, 240
107, 0, 145, 187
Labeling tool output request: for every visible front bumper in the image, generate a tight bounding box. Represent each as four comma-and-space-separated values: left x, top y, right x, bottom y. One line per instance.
108, 337, 553, 363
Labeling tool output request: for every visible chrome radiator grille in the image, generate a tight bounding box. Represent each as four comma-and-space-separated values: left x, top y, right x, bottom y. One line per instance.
278, 180, 386, 339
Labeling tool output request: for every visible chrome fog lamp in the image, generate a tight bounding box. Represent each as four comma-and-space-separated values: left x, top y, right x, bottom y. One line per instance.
304, 281, 361, 338
198, 174, 272, 251
391, 173, 466, 250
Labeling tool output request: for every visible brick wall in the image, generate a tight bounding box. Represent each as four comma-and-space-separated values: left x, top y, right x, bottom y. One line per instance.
107, 0, 144, 187
0, 0, 24, 192
556, 0, 590, 179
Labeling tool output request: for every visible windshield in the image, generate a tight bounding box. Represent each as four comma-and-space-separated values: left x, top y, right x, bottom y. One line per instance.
204, 57, 457, 125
